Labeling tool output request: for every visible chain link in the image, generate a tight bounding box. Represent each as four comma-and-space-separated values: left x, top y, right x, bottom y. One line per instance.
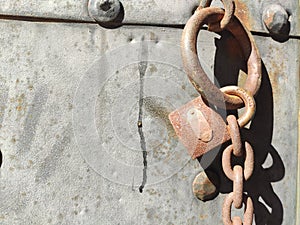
233, 165, 243, 209
227, 115, 242, 157
222, 141, 254, 181
199, 0, 235, 30
222, 193, 254, 225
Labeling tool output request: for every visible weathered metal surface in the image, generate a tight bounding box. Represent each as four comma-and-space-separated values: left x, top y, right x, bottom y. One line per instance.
233, 0, 300, 36
298, 110, 300, 225
0, 0, 299, 36
0, 10, 297, 225
0, 22, 222, 224
253, 35, 299, 224
0, 0, 199, 24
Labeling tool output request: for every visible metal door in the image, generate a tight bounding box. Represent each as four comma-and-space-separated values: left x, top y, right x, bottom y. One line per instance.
0, 0, 298, 224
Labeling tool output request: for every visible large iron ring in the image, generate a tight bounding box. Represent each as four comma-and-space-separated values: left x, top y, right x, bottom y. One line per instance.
181, 7, 261, 109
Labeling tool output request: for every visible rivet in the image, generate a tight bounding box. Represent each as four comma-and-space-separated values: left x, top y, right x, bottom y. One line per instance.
262, 4, 289, 35
192, 171, 219, 202
88, 0, 121, 23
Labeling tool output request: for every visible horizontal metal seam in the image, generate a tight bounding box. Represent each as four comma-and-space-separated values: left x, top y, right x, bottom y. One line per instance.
0, 14, 300, 39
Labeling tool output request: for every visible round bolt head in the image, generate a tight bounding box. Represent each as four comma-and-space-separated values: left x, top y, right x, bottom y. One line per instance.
88, 0, 121, 23
192, 171, 219, 202
262, 4, 289, 35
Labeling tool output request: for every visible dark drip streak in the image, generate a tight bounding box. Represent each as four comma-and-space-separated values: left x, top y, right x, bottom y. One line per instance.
138, 60, 148, 193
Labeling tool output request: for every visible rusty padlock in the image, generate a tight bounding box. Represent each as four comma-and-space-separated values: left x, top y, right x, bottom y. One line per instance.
169, 95, 230, 159
169, 86, 255, 159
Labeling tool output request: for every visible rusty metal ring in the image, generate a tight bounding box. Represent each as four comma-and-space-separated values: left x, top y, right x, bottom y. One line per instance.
222, 193, 254, 225
222, 141, 254, 181
199, 0, 235, 29
181, 7, 261, 110
221, 86, 256, 128
227, 115, 242, 157
233, 165, 243, 209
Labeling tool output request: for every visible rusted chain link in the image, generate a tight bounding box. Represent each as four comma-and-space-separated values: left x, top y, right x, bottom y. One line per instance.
222, 142, 254, 181
220, 86, 256, 128
233, 165, 243, 209
222, 193, 254, 225
227, 115, 242, 157
181, 7, 261, 109
221, 88, 255, 225
199, 0, 235, 30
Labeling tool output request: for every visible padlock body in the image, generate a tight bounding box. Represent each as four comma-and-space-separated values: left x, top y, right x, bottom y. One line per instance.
169, 96, 230, 159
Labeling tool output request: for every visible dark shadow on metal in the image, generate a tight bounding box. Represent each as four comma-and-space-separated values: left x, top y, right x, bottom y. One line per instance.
242, 61, 284, 225
198, 30, 284, 225
269, 20, 291, 43
0, 150, 2, 168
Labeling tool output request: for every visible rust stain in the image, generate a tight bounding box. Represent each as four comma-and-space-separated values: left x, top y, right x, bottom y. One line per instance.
234, 1, 252, 31
199, 214, 208, 220
15, 94, 26, 112
268, 55, 286, 97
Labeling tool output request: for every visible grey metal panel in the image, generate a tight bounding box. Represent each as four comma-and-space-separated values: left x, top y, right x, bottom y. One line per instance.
0, 19, 298, 225
0, 0, 299, 35
0, 0, 199, 23
0, 21, 220, 225
254, 35, 299, 225
0, 0, 93, 21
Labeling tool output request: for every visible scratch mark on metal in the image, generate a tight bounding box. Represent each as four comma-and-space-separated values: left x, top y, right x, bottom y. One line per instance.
17, 86, 48, 154
138, 40, 148, 193
35, 124, 72, 183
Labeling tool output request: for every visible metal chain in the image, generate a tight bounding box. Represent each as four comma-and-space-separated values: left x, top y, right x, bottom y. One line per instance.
222, 100, 255, 224
178, 0, 261, 223
199, 0, 235, 30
